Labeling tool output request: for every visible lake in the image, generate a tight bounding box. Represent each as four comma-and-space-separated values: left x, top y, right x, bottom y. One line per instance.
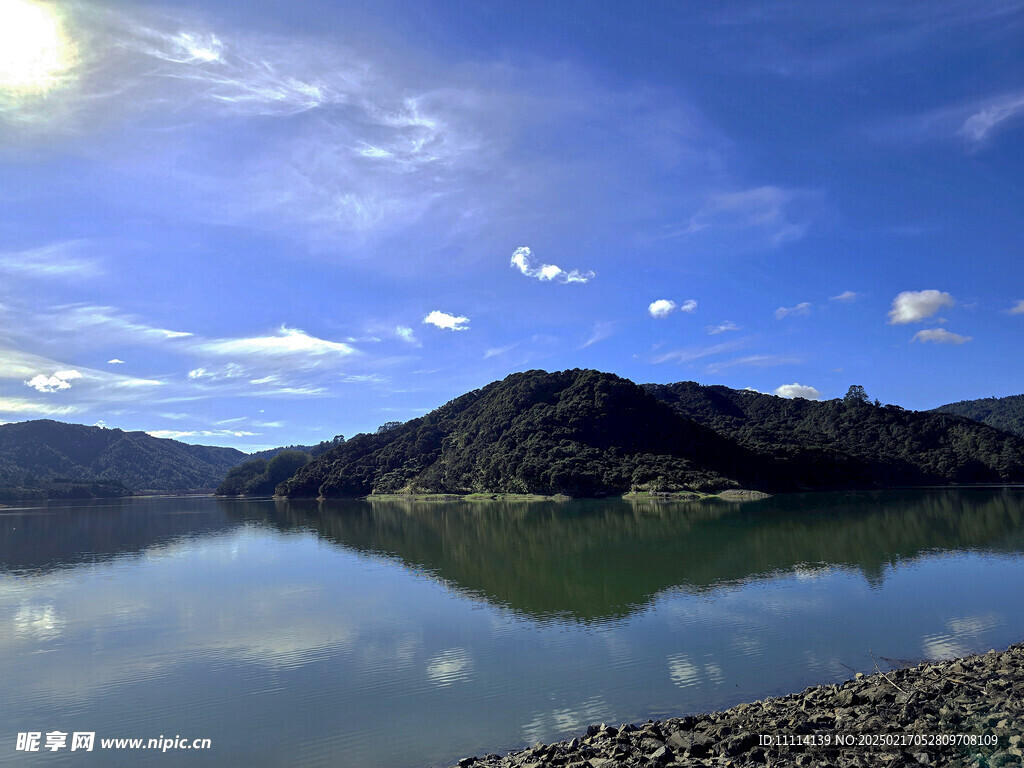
2, 489, 1023, 767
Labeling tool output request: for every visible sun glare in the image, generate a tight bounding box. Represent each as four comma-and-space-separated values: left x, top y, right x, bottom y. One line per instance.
0, 0, 75, 95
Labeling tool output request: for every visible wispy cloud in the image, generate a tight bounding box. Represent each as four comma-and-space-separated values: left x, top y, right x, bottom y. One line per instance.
1008, 300, 1024, 315
888, 290, 954, 324
912, 328, 972, 345
196, 327, 356, 358
679, 186, 814, 246
830, 291, 859, 302
395, 326, 419, 346
705, 320, 740, 335
959, 91, 1024, 143
706, 354, 801, 373
650, 338, 747, 364
51, 305, 193, 341
107, 358, 125, 364
423, 311, 469, 331
581, 322, 615, 348
874, 89, 1024, 149
510, 247, 594, 284
775, 302, 811, 319
1, 348, 161, 393
0, 241, 99, 279
774, 383, 821, 400
148, 429, 257, 440
0, 397, 79, 416
483, 342, 519, 359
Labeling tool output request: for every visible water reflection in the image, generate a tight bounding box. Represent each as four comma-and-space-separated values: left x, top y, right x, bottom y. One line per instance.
226, 488, 1024, 622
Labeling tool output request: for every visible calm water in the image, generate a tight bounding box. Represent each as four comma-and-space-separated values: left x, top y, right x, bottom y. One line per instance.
2, 490, 1024, 767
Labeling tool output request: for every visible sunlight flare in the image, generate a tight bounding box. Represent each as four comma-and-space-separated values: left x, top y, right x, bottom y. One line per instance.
0, 0, 76, 96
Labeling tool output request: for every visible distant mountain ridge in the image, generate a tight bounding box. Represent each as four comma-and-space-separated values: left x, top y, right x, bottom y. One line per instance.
932, 394, 1024, 439
279, 369, 1024, 499
0, 420, 246, 499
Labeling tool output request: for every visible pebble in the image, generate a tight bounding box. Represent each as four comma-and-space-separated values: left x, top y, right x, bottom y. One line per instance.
447, 642, 1024, 768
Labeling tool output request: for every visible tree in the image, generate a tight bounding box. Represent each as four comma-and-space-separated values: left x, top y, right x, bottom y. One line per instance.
376, 421, 402, 434
844, 385, 869, 405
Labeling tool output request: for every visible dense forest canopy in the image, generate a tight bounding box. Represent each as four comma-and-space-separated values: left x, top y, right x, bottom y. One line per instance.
278, 370, 1024, 499
932, 394, 1024, 439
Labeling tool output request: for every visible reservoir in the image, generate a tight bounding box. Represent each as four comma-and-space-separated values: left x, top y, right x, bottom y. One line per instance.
1, 489, 1023, 767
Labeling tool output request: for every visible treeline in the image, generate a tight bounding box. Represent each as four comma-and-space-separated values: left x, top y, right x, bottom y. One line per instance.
932, 394, 1024, 439
246, 435, 345, 462
277, 370, 1024, 499
645, 382, 1024, 489
216, 450, 311, 496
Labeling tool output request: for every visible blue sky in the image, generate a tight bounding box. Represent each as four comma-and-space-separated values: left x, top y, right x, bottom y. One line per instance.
1, 0, 1023, 450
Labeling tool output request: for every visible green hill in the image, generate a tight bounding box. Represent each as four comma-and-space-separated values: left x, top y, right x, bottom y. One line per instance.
0, 420, 245, 499
932, 394, 1024, 439
280, 369, 755, 498
280, 370, 1024, 499
645, 381, 1024, 488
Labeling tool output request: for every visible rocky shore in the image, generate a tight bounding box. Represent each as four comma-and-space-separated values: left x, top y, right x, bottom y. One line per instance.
449, 643, 1024, 768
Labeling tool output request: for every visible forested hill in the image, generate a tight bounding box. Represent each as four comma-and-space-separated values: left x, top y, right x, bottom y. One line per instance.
280, 369, 758, 498
278, 370, 1024, 501
932, 394, 1024, 439
644, 381, 1024, 489
280, 370, 1024, 499
0, 420, 245, 499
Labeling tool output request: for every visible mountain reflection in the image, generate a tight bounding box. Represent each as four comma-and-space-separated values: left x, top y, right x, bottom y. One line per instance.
223, 488, 1024, 622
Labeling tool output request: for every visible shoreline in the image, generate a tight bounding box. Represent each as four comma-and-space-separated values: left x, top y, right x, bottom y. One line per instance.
446, 642, 1024, 768
273, 489, 775, 503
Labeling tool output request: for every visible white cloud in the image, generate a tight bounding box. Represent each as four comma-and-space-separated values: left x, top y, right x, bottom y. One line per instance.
705, 320, 740, 335
188, 364, 245, 380
25, 370, 83, 393
395, 326, 419, 345
648, 299, 676, 318
775, 302, 811, 319
679, 299, 698, 313
887, 290, 954, 324
196, 327, 356, 357
912, 328, 972, 345
1008, 300, 1024, 315
2, 348, 163, 399
422, 310, 469, 331
510, 247, 594, 285
830, 291, 858, 302
774, 383, 821, 400
107, 358, 126, 364
0, 397, 79, 416
0, 241, 99, 279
